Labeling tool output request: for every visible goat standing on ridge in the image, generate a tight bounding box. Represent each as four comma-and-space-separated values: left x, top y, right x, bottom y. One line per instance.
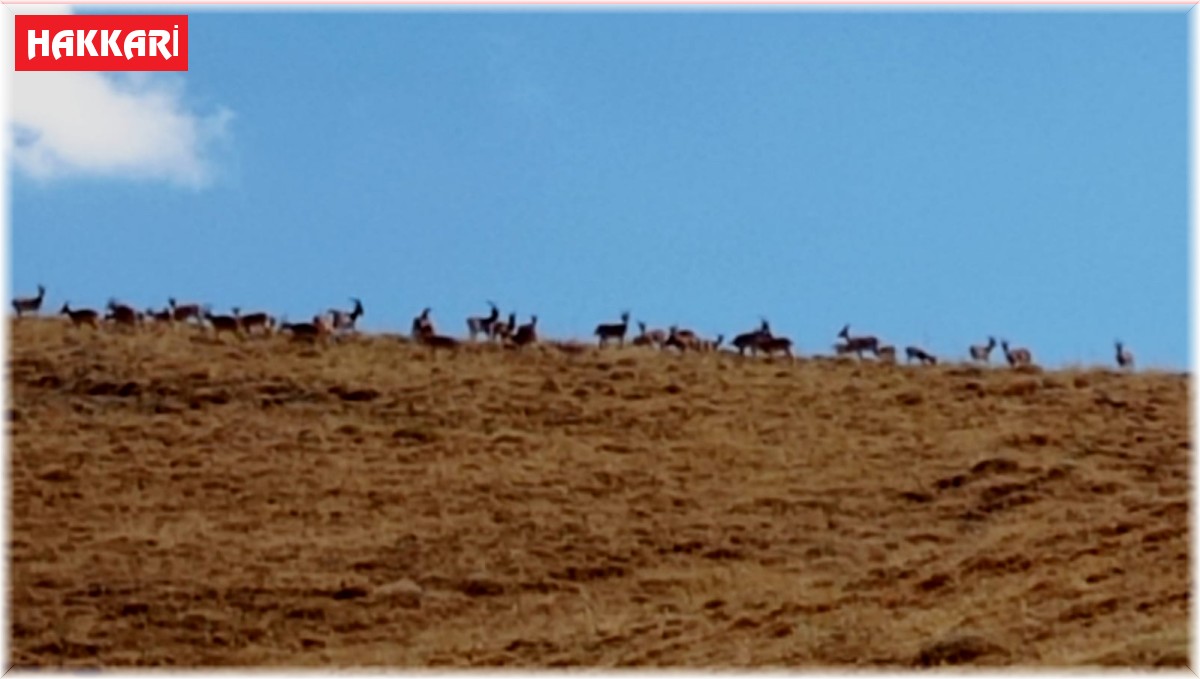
169, 298, 203, 325
757, 333, 795, 360
1115, 341, 1135, 370
238, 310, 276, 336
1001, 340, 1033, 367
837, 324, 879, 359
732, 320, 770, 356
327, 298, 364, 334
106, 299, 141, 330
467, 301, 500, 341
595, 311, 631, 348
60, 303, 100, 329
411, 308, 434, 339
512, 315, 538, 347
491, 312, 517, 344
411, 307, 458, 349
970, 336, 997, 363
204, 307, 243, 340
12, 285, 45, 318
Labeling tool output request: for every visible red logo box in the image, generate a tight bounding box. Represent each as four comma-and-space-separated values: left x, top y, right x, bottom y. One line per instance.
14, 14, 188, 71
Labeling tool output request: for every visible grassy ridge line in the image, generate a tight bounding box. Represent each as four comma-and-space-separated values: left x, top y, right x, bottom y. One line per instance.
13, 315, 1189, 377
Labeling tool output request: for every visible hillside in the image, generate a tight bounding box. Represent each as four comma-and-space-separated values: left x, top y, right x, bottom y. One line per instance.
7, 318, 1191, 667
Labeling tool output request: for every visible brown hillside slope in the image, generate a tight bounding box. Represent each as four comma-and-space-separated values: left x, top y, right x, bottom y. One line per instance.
7, 318, 1191, 668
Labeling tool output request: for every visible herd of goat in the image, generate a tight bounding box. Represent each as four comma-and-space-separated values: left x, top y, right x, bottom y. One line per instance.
10, 285, 1139, 370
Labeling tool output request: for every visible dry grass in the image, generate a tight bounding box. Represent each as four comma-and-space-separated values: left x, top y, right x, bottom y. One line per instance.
7, 318, 1190, 668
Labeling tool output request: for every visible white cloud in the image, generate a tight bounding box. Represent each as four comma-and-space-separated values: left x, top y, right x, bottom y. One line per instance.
5, 4, 234, 189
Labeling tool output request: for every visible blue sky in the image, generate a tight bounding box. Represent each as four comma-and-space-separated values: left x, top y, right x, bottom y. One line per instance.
10, 6, 1189, 368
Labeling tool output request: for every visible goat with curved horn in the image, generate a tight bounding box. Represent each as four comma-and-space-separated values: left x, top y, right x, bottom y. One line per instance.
467, 301, 500, 341
1115, 340, 1135, 370
970, 336, 997, 363
327, 297, 364, 333
1001, 339, 1033, 367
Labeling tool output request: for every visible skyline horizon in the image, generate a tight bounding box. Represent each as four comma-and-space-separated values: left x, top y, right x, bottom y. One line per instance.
8, 280, 1180, 372
9, 6, 1188, 370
